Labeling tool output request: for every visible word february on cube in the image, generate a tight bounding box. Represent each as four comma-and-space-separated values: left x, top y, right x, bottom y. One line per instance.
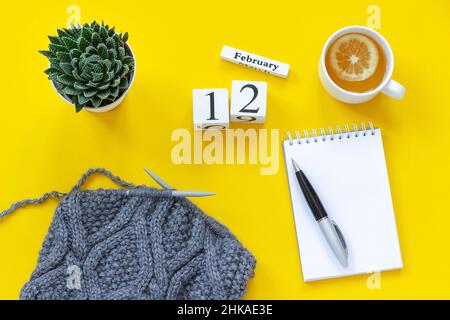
221, 45, 290, 78
193, 89, 229, 130
230, 80, 267, 124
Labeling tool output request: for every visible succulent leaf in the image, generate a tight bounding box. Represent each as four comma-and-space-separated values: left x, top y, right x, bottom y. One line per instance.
81, 27, 92, 41
64, 28, 79, 38
44, 67, 59, 75
98, 44, 108, 59
101, 59, 112, 72
92, 72, 104, 82
57, 29, 68, 38
122, 56, 134, 66
85, 46, 98, 55
48, 73, 59, 82
97, 89, 111, 100
63, 86, 82, 95
105, 71, 115, 82
99, 26, 108, 40
111, 86, 120, 98
87, 81, 100, 87
106, 37, 115, 49
77, 37, 89, 52
108, 27, 115, 37
112, 33, 120, 43
108, 49, 117, 61
83, 88, 98, 98
91, 63, 103, 74
120, 64, 130, 77
48, 36, 62, 45
62, 37, 78, 50
57, 74, 75, 86
73, 96, 84, 113
92, 96, 102, 108
119, 77, 129, 89
72, 70, 85, 81
97, 82, 110, 90
111, 77, 121, 87
59, 63, 74, 76
71, 58, 80, 69
117, 47, 125, 60
80, 68, 93, 80
56, 52, 71, 63
74, 82, 90, 90
70, 48, 82, 59
78, 94, 91, 104
39, 50, 54, 58
84, 54, 101, 64
49, 44, 69, 53
114, 60, 123, 74
91, 33, 101, 47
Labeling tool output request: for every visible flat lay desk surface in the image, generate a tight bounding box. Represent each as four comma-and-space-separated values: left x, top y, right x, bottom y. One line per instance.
0, 0, 449, 299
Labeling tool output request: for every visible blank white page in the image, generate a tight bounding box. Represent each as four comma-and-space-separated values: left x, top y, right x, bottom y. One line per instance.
283, 128, 402, 282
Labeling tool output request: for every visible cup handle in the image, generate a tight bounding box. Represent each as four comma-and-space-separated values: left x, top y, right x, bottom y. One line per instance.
381, 79, 405, 100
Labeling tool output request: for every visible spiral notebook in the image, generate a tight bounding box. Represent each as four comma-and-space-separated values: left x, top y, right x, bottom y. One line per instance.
283, 123, 402, 282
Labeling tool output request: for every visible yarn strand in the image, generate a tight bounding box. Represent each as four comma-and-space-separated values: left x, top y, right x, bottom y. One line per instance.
1, 168, 136, 219
69, 168, 136, 193
0, 191, 64, 219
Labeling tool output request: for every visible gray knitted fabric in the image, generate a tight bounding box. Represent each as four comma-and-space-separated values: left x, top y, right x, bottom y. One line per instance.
0, 169, 256, 300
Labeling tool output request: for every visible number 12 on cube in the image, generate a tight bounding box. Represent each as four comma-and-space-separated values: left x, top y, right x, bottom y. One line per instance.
193, 89, 230, 130
231, 80, 267, 124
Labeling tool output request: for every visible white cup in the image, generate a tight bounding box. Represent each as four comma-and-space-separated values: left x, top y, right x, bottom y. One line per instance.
319, 26, 405, 104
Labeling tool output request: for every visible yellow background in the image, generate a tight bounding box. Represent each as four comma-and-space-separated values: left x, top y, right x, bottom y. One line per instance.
0, 0, 449, 299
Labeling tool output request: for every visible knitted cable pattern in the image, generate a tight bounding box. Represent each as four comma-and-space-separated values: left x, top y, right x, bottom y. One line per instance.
0, 169, 256, 300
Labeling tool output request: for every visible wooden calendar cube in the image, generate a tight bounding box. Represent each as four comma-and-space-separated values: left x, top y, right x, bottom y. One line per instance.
193, 89, 229, 130
230, 80, 267, 124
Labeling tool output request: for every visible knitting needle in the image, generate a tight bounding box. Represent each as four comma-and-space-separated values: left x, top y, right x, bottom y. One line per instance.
144, 168, 216, 197
144, 168, 173, 189
171, 190, 216, 197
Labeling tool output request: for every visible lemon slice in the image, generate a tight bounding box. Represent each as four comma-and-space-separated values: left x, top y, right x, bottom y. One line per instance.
328, 33, 379, 82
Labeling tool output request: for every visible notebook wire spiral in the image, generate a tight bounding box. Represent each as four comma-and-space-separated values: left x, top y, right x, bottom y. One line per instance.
285, 122, 376, 145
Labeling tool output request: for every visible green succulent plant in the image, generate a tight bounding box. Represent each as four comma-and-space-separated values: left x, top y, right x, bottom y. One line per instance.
39, 21, 135, 112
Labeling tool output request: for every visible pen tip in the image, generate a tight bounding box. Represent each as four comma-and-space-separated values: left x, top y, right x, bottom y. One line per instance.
291, 158, 300, 172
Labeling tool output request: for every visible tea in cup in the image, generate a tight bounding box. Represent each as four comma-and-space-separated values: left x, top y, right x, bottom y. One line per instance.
319, 26, 405, 104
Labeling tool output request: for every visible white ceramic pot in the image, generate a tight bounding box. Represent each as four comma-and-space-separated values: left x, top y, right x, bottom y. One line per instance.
51, 43, 136, 113
319, 26, 405, 104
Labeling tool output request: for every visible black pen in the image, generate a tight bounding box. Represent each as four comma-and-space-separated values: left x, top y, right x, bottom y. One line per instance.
291, 158, 348, 268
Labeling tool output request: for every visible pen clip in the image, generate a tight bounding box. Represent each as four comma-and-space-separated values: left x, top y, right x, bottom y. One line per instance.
331, 220, 348, 256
